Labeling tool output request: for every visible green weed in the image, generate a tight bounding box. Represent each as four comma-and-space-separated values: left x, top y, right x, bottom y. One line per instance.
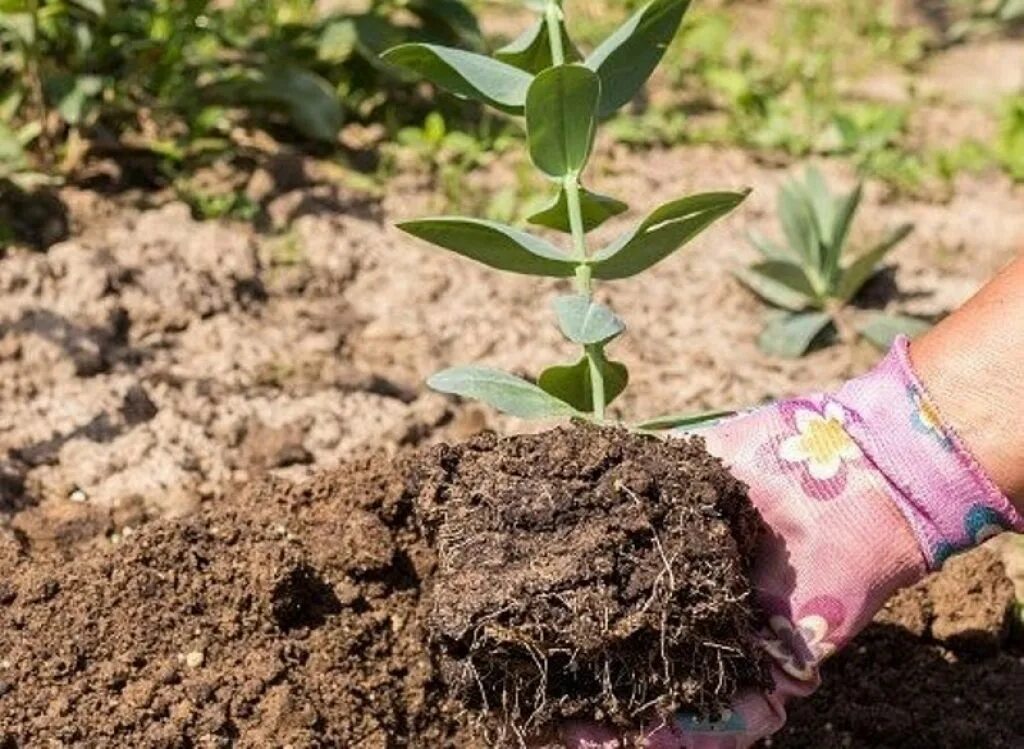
737, 167, 929, 358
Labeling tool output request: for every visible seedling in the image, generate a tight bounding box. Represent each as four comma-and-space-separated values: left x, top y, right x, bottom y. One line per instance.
384, 0, 746, 429
737, 167, 929, 358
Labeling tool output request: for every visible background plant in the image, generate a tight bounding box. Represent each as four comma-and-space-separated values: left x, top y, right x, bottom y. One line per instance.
736, 167, 930, 358
386, 0, 745, 428
0, 0, 482, 187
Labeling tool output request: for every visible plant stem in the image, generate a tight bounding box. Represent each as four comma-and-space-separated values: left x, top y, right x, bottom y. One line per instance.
545, 2, 566, 65
585, 345, 607, 422
564, 174, 587, 262
543, 0, 607, 421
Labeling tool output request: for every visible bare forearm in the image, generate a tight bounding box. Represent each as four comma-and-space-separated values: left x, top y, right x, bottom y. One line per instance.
911, 252, 1024, 511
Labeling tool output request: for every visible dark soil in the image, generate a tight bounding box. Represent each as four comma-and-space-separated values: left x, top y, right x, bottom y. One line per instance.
0, 452, 476, 748
770, 547, 1024, 749
0, 424, 766, 748
416, 424, 769, 740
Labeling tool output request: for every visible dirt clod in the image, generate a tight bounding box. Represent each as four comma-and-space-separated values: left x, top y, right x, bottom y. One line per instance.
417, 423, 768, 738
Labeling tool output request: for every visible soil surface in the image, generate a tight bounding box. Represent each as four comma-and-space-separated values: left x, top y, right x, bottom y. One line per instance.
417, 425, 767, 738
0, 450, 475, 748
0, 425, 766, 748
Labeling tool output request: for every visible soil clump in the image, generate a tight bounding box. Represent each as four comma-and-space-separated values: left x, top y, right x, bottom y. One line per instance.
416, 424, 768, 739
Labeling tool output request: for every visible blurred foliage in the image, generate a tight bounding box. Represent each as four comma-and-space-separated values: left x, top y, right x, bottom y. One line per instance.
737, 167, 928, 358
2, 0, 1023, 237
947, 0, 1024, 41
607, 2, 929, 167
997, 95, 1024, 180
0, 0, 483, 191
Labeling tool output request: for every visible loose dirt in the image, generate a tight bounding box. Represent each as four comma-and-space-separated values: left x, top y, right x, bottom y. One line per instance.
0, 425, 766, 748
0, 450, 473, 748
417, 425, 767, 739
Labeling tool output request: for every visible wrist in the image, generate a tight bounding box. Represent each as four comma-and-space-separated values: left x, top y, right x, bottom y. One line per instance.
909, 253, 1024, 513
834, 337, 1023, 569
911, 329, 1024, 513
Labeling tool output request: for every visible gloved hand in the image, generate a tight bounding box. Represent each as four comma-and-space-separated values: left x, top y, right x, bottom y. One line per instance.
563, 336, 1023, 748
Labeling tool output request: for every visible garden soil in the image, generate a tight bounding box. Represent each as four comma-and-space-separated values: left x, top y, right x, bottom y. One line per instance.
2, 101, 1024, 745
0, 426, 768, 748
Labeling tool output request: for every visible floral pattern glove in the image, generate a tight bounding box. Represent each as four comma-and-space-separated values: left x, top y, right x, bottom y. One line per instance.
564, 337, 1024, 749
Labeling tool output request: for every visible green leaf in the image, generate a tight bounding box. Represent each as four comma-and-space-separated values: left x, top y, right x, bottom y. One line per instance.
829, 181, 862, 259
248, 67, 343, 142
525, 64, 601, 178
747, 229, 796, 262
552, 295, 625, 344
0, 12, 33, 44
857, 312, 930, 350
428, 366, 577, 419
836, 223, 913, 302
382, 44, 532, 114
318, 20, 358, 63
734, 261, 818, 311
778, 180, 821, 269
538, 356, 629, 413
69, 0, 105, 15
634, 409, 735, 431
803, 167, 836, 243
397, 217, 577, 277
0, 122, 27, 177
496, 17, 581, 73
14, 119, 41, 146
527, 183, 627, 233
585, 0, 693, 117
47, 74, 103, 125
758, 311, 834, 359
591, 190, 749, 280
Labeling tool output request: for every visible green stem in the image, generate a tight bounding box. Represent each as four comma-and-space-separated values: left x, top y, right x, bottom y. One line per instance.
544, 0, 607, 422
585, 345, 607, 422
545, 2, 566, 66
564, 173, 587, 261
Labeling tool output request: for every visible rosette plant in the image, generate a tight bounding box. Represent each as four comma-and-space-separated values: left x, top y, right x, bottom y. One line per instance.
737, 168, 930, 358
385, 0, 747, 428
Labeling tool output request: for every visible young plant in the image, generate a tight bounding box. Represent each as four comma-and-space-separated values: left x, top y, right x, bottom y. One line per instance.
384, 0, 746, 429
737, 167, 929, 358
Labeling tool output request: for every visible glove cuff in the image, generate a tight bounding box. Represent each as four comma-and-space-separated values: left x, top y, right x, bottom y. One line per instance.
833, 336, 1023, 569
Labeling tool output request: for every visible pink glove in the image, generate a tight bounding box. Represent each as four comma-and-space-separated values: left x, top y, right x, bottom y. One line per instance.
565, 337, 1023, 748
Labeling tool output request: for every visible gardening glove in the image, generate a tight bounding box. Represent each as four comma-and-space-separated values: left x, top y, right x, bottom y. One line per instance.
563, 336, 1024, 749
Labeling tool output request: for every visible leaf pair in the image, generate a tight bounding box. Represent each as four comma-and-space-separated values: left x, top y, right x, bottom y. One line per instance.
428, 294, 628, 419
522, 63, 626, 230
495, 12, 581, 74
428, 361, 735, 429
397, 190, 748, 281
544, 295, 628, 411
382, 0, 692, 118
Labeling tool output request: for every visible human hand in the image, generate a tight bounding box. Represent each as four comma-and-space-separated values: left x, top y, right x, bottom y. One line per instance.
563, 337, 1023, 748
